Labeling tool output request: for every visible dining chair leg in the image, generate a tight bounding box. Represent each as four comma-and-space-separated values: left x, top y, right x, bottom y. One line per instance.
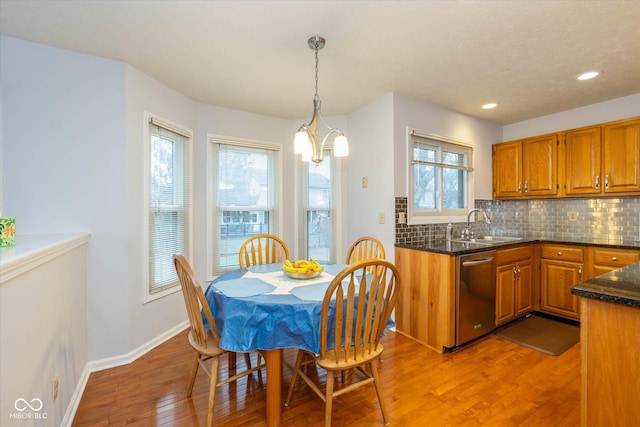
243, 353, 253, 370
207, 356, 220, 427
285, 351, 306, 405
187, 353, 200, 396
325, 371, 335, 427
369, 359, 389, 425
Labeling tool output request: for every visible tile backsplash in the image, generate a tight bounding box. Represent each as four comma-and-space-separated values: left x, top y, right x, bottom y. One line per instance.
395, 196, 640, 245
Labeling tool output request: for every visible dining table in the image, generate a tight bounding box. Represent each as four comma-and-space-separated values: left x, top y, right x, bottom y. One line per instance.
204, 262, 351, 427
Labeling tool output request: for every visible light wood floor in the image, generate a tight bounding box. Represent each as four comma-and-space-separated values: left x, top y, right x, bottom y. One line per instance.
72, 329, 580, 426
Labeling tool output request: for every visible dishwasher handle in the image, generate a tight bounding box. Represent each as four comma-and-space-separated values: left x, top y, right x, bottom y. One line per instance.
462, 257, 495, 267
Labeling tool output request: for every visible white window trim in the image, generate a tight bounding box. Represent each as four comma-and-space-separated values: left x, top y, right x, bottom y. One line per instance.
207, 134, 283, 281
143, 111, 193, 303
407, 128, 475, 225
298, 150, 340, 263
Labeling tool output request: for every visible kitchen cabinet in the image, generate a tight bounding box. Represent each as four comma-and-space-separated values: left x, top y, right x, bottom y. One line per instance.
493, 134, 558, 199
590, 247, 640, 277
603, 117, 640, 194
563, 118, 640, 196
540, 244, 585, 320
395, 247, 455, 353
563, 126, 601, 196
495, 244, 534, 326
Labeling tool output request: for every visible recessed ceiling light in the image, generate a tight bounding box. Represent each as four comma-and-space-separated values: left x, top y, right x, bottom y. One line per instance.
482, 103, 497, 109
577, 71, 599, 80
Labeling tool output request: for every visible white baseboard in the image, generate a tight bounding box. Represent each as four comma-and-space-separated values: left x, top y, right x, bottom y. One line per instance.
87, 321, 189, 372
63, 321, 189, 425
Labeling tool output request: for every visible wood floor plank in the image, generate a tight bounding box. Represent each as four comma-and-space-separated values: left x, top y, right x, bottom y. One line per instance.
72, 329, 580, 426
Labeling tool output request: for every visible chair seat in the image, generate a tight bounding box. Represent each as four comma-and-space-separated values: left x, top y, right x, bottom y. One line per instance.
316, 344, 384, 371
188, 330, 226, 358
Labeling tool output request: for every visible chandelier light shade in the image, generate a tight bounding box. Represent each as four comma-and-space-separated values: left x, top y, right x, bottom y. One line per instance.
295, 36, 348, 164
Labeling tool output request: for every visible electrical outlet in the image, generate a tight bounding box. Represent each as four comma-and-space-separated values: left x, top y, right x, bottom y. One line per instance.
361, 176, 368, 188
568, 211, 579, 221
398, 212, 406, 224
52, 375, 59, 402
379, 212, 385, 224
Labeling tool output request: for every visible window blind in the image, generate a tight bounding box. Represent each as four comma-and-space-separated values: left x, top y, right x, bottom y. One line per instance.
148, 120, 192, 295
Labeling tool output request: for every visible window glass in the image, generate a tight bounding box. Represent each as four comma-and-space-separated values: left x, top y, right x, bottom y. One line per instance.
409, 132, 474, 223
213, 142, 278, 272
146, 118, 191, 300
305, 156, 332, 262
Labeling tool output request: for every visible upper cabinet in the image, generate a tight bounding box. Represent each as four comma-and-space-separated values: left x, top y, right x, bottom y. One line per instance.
494, 116, 640, 200
602, 118, 640, 194
493, 134, 558, 199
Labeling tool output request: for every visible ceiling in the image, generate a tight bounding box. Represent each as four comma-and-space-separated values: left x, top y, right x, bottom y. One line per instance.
1, 1, 639, 125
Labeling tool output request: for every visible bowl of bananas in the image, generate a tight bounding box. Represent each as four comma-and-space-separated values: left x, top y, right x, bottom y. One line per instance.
282, 259, 323, 279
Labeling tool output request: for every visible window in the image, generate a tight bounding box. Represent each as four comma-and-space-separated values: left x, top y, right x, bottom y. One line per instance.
209, 136, 281, 276
408, 130, 474, 224
144, 115, 192, 302
302, 153, 334, 263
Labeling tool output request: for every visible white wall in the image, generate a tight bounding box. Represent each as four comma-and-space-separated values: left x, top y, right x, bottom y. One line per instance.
0, 36, 129, 361
503, 93, 640, 140
124, 65, 198, 356
0, 236, 89, 427
345, 93, 395, 260
392, 93, 503, 201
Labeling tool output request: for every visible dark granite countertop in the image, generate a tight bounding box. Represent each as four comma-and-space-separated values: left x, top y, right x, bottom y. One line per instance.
396, 235, 640, 256
571, 262, 640, 307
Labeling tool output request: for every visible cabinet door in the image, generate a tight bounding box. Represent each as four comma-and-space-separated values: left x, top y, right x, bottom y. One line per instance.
541, 260, 582, 320
603, 118, 640, 194
523, 134, 558, 196
514, 260, 533, 317
493, 141, 523, 199
564, 126, 601, 195
591, 247, 640, 277
496, 264, 516, 325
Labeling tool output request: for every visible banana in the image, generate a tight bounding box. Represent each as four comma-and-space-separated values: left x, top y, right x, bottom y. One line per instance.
283, 258, 323, 276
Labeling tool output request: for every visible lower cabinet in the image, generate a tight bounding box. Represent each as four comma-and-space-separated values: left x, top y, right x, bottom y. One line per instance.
495, 244, 533, 326
540, 244, 585, 320
591, 247, 640, 277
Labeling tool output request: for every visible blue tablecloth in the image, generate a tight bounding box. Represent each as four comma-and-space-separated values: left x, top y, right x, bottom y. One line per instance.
204, 263, 395, 355
204, 263, 349, 354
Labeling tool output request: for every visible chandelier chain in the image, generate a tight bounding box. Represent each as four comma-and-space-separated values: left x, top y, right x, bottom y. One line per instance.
314, 43, 319, 100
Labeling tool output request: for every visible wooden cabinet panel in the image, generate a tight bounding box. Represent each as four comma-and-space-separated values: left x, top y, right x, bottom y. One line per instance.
495, 244, 533, 326
590, 247, 640, 277
523, 134, 558, 196
540, 244, 584, 320
603, 118, 640, 194
395, 247, 455, 353
493, 141, 523, 198
563, 126, 601, 195
540, 244, 585, 263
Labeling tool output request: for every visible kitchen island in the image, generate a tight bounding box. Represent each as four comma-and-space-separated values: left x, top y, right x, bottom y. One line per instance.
571, 263, 640, 427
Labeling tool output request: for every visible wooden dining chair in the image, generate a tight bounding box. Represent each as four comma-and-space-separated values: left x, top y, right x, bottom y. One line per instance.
346, 236, 386, 265
238, 233, 290, 268
173, 254, 264, 427
284, 259, 401, 426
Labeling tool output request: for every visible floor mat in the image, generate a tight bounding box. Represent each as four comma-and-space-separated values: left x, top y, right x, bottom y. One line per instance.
495, 315, 579, 356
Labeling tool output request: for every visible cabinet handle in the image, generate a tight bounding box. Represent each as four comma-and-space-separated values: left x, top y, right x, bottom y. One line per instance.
611, 256, 618, 262
513, 267, 518, 281
524, 181, 528, 193
605, 174, 609, 190
595, 175, 600, 190
557, 251, 563, 256
578, 267, 583, 281
516, 266, 521, 279
518, 182, 522, 193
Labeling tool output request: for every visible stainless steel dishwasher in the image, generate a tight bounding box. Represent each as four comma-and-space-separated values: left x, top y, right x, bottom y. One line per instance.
455, 250, 496, 346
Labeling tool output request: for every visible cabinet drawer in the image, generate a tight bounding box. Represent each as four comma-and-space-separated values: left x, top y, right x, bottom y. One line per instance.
541, 245, 585, 262
592, 248, 640, 267
496, 244, 532, 266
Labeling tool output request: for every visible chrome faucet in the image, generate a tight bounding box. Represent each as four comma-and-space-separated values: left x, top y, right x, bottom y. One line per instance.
461, 208, 491, 239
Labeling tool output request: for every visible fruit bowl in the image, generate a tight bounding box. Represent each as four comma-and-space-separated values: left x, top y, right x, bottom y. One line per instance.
282, 259, 323, 280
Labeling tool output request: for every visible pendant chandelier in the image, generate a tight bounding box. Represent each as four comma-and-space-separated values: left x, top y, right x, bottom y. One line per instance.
294, 36, 349, 164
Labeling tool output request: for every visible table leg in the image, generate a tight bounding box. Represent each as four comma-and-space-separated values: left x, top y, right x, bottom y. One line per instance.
264, 348, 282, 427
